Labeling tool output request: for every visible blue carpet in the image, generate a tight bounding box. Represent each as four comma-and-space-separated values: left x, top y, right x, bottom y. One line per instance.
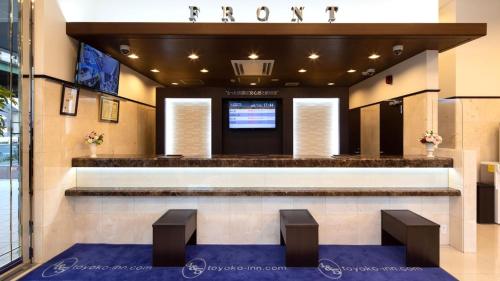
21, 244, 457, 281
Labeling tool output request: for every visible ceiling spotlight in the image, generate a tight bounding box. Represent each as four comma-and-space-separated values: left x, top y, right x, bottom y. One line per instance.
200, 68, 209, 73
250, 82, 257, 86
298, 69, 307, 73
188, 53, 199, 60
327, 82, 335, 86
171, 82, 178, 85
347, 69, 356, 73
368, 53, 381, 60
150, 69, 160, 73
308, 53, 319, 60
128, 53, 139, 59
248, 53, 259, 60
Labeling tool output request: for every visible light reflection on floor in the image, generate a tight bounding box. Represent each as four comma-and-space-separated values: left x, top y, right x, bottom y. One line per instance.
441, 224, 500, 281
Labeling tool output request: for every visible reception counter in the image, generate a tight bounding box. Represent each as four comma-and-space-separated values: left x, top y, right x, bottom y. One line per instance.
72, 154, 453, 168
67, 154, 457, 246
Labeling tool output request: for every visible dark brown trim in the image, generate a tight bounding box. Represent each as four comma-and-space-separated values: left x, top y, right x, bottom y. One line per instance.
350, 89, 440, 110
445, 96, 500, 99
64, 187, 461, 197
66, 23, 486, 38
22, 74, 156, 108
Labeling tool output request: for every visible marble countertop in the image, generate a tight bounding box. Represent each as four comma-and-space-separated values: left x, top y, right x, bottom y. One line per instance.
72, 154, 453, 168
65, 187, 461, 197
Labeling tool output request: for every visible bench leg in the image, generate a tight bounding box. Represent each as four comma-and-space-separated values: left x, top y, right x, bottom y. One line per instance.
153, 226, 186, 267
406, 227, 440, 267
285, 228, 318, 267
381, 229, 401, 246
187, 230, 197, 245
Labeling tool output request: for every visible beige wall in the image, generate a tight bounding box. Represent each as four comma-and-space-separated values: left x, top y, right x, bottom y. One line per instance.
460, 99, 500, 171
360, 105, 380, 156
439, 0, 500, 171
439, 0, 500, 98
32, 80, 155, 262
349, 51, 439, 109
29, 0, 158, 262
403, 92, 439, 155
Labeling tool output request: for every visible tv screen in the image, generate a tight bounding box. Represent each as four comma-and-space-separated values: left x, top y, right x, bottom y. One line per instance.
75, 43, 120, 95
228, 100, 277, 129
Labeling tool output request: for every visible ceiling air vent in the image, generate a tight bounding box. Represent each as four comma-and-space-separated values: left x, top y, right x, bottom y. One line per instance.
284, 82, 300, 87
231, 60, 274, 76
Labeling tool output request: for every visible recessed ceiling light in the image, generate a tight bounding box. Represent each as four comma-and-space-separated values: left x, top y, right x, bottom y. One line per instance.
128, 53, 139, 59
150, 69, 160, 73
188, 53, 199, 60
250, 82, 257, 86
369, 54, 381, 60
200, 68, 209, 73
328, 82, 335, 86
347, 69, 357, 73
298, 69, 307, 73
308, 53, 319, 60
171, 82, 178, 85
248, 53, 259, 60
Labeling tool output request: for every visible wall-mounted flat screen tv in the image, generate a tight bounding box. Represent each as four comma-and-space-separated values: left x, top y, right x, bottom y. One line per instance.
75, 43, 120, 95
229, 100, 277, 129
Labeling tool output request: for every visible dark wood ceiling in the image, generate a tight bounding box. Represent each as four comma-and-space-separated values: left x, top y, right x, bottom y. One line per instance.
66, 23, 486, 88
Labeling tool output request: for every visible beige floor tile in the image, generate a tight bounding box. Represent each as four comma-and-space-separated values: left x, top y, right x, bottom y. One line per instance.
441, 224, 500, 280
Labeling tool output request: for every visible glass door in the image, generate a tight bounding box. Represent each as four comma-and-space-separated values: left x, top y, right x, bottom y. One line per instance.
0, 0, 22, 273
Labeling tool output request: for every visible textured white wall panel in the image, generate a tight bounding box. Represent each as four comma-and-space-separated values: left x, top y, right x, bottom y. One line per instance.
293, 98, 340, 156
165, 98, 211, 156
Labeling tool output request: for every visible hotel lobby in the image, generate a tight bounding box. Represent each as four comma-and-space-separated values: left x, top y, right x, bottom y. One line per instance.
1, 0, 500, 280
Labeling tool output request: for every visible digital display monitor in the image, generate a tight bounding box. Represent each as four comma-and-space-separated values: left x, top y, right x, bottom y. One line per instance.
75, 43, 120, 95
228, 100, 277, 129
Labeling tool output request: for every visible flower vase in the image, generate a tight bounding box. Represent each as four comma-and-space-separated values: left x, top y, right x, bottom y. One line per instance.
89, 143, 97, 158
425, 143, 435, 158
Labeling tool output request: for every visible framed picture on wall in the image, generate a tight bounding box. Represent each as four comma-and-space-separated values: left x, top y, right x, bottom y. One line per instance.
99, 96, 120, 123
60, 85, 79, 116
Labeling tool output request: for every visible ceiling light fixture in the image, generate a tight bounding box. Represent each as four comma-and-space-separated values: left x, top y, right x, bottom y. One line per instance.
298, 69, 307, 73
128, 53, 139, 59
328, 82, 335, 86
171, 82, 178, 85
250, 82, 257, 86
368, 54, 381, 60
150, 69, 160, 73
248, 53, 259, 60
200, 68, 209, 73
188, 53, 199, 60
347, 69, 357, 73
308, 53, 319, 60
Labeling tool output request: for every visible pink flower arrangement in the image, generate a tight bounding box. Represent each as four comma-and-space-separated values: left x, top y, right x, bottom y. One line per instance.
85, 131, 104, 145
420, 130, 442, 146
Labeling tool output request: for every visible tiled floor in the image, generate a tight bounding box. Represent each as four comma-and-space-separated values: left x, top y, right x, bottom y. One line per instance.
441, 224, 500, 281
0, 179, 21, 269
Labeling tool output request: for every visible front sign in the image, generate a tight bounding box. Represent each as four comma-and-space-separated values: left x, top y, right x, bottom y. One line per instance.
188, 5, 338, 23
60, 0, 438, 24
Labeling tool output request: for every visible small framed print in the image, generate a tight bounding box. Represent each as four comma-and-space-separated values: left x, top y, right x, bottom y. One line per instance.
60, 85, 79, 116
99, 96, 120, 123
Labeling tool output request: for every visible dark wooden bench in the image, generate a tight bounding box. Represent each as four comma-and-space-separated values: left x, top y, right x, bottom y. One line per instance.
152, 209, 197, 267
280, 209, 319, 267
381, 210, 440, 267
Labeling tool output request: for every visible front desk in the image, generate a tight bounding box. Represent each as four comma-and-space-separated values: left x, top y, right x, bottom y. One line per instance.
66, 154, 457, 246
